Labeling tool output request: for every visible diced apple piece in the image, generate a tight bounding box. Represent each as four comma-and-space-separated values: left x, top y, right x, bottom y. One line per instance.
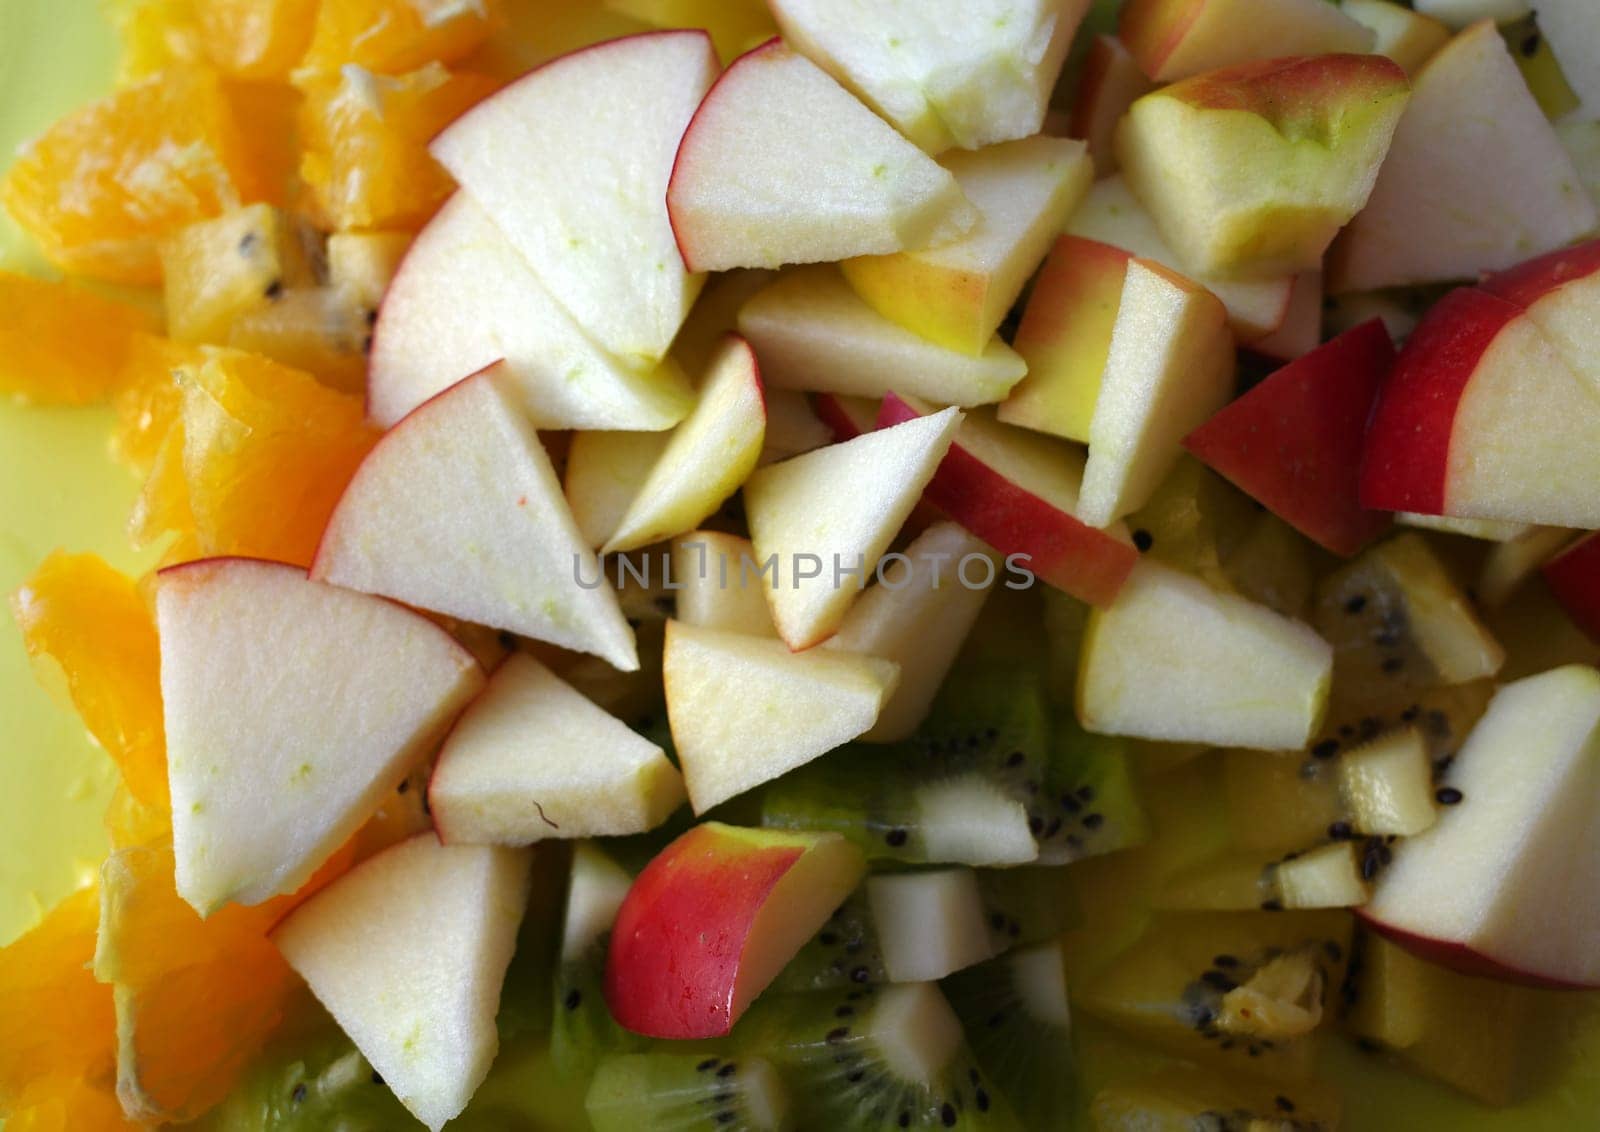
813, 392, 881, 441
841, 136, 1091, 355
369, 195, 694, 431
745, 408, 962, 649
827, 522, 994, 742
157, 559, 484, 914
769, 0, 1085, 153
312, 365, 639, 671
1078, 560, 1334, 749
738, 266, 1025, 405
666, 40, 976, 272
1531, 1, 1600, 118
1545, 533, 1600, 642
1478, 237, 1600, 392
1068, 34, 1155, 175
1078, 260, 1235, 528
1185, 319, 1396, 556
760, 388, 831, 464
1338, 727, 1439, 836
1248, 271, 1322, 363
431, 31, 717, 367
1119, 0, 1376, 82
604, 822, 865, 1037
1361, 665, 1600, 986
1116, 54, 1409, 280
1396, 512, 1531, 542
664, 622, 899, 811
429, 654, 685, 845
564, 430, 672, 549
867, 869, 995, 983
604, 336, 766, 553
1478, 526, 1578, 609
672, 531, 777, 636
1414, 0, 1529, 27
999, 235, 1132, 444
562, 843, 635, 962
1343, 0, 1452, 74
1274, 842, 1372, 909
1330, 21, 1597, 293
880, 394, 1140, 607
1360, 285, 1600, 529
1065, 177, 1296, 340
272, 834, 533, 1131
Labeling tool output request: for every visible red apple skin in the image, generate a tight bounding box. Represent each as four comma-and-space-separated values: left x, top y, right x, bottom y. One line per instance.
1118, 0, 1206, 79
1356, 912, 1597, 991
603, 823, 808, 1039
1543, 532, 1600, 643
1477, 237, 1600, 308
812, 392, 878, 441
1185, 319, 1395, 556
1359, 287, 1523, 515
877, 393, 1138, 607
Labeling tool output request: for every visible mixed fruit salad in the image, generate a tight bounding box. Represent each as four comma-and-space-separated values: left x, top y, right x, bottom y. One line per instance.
2, 0, 1600, 1130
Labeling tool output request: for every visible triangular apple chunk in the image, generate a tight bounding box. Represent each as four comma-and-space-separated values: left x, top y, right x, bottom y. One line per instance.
667, 39, 976, 272
429, 653, 686, 845
313, 364, 639, 672
664, 621, 899, 812
369, 194, 693, 431
272, 834, 534, 1130
744, 406, 963, 649
431, 31, 718, 367
157, 559, 485, 914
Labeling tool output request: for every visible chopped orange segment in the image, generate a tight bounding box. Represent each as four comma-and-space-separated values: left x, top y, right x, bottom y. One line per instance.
5, 1080, 136, 1132
0, 273, 154, 405
2, 68, 271, 285
0, 887, 117, 1117
128, 349, 378, 566
112, 333, 207, 475
104, 784, 176, 855
115, 0, 206, 84
10, 554, 169, 810
196, 0, 320, 81
298, 63, 496, 231
224, 80, 304, 209
300, 0, 503, 75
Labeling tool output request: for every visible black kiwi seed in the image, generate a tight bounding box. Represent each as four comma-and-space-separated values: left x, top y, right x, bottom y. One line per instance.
1436, 787, 1464, 805
715, 1112, 735, 1125
371, 1070, 383, 1085
834, 1005, 854, 1018
1005, 750, 1026, 768
850, 966, 870, 983
1213, 954, 1240, 968
1261, 899, 1284, 911
1042, 817, 1063, 839
1028, 815, 1045, 835
1082, 813, 1104, 830
1344, 594, 1368, 614
397, 779, 409, 794
1324, 941, 1344, 962
563, 988, 582, 1011
1312, 739, 1339, 759
291, 1083, 307, 1104
984, 727, 999, 740
1522, 31, 1541, 57
826, 1026, 850, 1044
819, 931, 839, 947
975, 1088, 991, 1112
1328, 821, 1353, 840
1077, 786, 1096, 802
884, 827, 908, 847
1202, 970, 1238, 992
717, 1063, 738, 1078
898, 1113, 912, 1128
1132, 528, 1154, 552
697, 1058, 720, 1073
1059, 793, 1082, 813
1381, 657, 1405, 674
264, 278, 284, 300
1276, 1096, 1296, 1113
1401, 704, 1421, 722
941, 1102, 958, 1127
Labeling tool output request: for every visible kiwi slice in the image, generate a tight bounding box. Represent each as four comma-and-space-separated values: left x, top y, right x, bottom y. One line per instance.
1076, 911, 1353, 1080
734, 982, 1017, 1130
585, 1053, 791, 1132
1090, 1066, 1339, 1132
761, 664, 1147, 866
943, 942, 1077, 1131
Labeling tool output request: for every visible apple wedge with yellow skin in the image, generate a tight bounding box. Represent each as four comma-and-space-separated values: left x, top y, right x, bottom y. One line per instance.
1342, 0, 1451, 75
744, 407, 963, 650
671, 531, 777, 637
1119, 0, 1375, 82
1078, 259, 1236, 529
664, 622, 899, 813
564, 429, 671, 549
604, 822, 864, 1039
666, 39, 976, 272
157, 558, 485, 916
1116, 54, 1411, 280
313, 364, 639, 672
999, 235, 1132, 444
737, 266, 1027, 406
604, 335, 766, 553
1066, 177, 1295, 340
429, 653, 686, 846
430, 30, 718, 368
1078, 559, 1334, 749
1361, 665, 1600, 988
369, 194, 693, 431
273, 834, 534, 1131
1330, 21, 1596, 293
841, 136, 1092, 356
1067, 34, 1155, 175
826, 521, 995, 743
879, 394, 1139, 607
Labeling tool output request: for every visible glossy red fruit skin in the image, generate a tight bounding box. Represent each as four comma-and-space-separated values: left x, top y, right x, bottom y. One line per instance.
603, 824, 803, 1039
1356, 913, 1598, 991
1359, 287, 1522, 515
1544, 532, 1600, 644
1185, 319, 1396, 556
877, 393, 1137, 607
1477, 237, 1600, 308
812, 392, 875, 441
